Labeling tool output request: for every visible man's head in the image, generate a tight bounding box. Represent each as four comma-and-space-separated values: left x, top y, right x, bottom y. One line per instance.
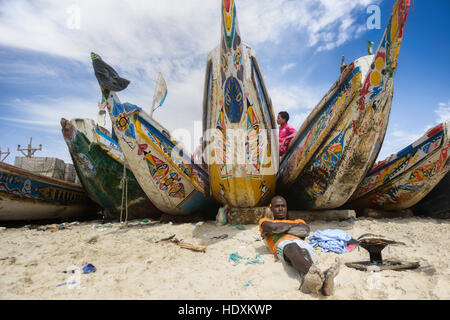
270, 195, 287, 220
277, 111, 289, 126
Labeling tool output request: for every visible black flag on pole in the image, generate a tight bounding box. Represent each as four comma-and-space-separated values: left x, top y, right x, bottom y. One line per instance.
91, 52, 130, 92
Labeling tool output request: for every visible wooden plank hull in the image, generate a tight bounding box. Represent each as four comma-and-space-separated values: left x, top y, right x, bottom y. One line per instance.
202, 0, 278, 208
102, 92, 216, 215
0, 162, 96, 221
61, 118, 161, 219
347, 121, 450, 211
278, 0, 410, 210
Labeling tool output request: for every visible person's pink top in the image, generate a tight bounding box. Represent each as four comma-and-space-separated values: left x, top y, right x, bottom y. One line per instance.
279, 123, 297, 156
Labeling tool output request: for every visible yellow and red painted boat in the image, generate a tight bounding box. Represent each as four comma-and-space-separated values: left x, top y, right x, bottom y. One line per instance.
202, 0, 278, 208
277, 0, 411, 210
348, 121, 450, 211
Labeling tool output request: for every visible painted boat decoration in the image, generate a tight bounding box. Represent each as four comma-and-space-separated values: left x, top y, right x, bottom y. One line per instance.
61, 117, 161, 219
202, 0, 278, 208
347, 121, 450, 211
0, 161, 96, 221
91, 53, 216, 215
277, 0, 410, 210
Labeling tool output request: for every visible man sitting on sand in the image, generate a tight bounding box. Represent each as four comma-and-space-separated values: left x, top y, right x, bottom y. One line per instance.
259, 195, 341, 295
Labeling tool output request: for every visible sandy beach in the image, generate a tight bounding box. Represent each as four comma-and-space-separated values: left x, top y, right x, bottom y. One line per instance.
0, 215, 449, 300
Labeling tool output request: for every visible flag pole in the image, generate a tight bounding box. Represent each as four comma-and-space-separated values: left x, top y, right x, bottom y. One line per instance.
150, 94, 156, 118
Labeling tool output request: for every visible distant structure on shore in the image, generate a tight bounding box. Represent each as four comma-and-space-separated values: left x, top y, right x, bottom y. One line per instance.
17, 137, 42, 158
13, 137, 79, 184
0, 147, 10, 162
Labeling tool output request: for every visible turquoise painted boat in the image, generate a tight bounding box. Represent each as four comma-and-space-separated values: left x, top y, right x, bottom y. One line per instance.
61, 118, 162, 219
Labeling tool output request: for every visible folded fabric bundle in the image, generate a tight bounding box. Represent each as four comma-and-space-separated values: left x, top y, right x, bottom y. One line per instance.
308, 229, 352, 254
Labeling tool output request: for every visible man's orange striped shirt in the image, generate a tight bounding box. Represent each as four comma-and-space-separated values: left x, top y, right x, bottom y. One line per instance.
258, 218, 307, 258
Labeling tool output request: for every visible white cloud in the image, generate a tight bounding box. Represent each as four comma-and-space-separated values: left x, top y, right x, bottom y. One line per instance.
0, 0, 383, 161
270, 81, 328, 129
0, 1, 379, 66
0, 96, 100, 132
0, 0, 380, 112
281, 63, 296, 74
434, 105, 450, 124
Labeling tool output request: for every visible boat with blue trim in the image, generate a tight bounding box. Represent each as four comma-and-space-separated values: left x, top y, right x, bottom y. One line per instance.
347, 121, 449, 211
0, 161, 96, 221
91, 53, 217, 215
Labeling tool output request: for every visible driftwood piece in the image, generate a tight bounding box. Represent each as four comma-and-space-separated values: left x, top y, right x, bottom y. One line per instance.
169, 238, 207, 253
176, 241, 207, 253
158, 234, 207, 252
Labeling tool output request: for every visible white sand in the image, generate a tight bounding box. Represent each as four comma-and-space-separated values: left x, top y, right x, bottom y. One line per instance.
0, 216, 449, 300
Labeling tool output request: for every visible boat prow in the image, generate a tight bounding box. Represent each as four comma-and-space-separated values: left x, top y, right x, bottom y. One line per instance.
61, 117, 162, 219
91, 53, 217, 215
347, 121, 450, 211
277, 0, 411, 210
0, 161, 97, 221
202, 0, 278, 208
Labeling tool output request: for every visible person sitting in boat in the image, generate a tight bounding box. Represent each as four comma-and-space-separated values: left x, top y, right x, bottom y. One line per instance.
277, 111, 297, 157
259, 195, 341, 295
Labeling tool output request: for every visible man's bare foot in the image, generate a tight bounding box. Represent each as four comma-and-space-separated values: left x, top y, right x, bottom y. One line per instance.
322, 258, 341, 296
299, 265, 324, 294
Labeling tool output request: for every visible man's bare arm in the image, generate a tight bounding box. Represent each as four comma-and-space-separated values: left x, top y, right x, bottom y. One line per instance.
261, 221, 308, 238
286, 224, 310, 238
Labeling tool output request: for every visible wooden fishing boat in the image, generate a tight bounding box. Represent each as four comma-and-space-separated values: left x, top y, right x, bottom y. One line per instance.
91, 53, 216, 215
202, 0, 278, 208
0, 161, 96, 221
347, 121, 450, 211
277, 0, 411, 210
61, 117, 161, 219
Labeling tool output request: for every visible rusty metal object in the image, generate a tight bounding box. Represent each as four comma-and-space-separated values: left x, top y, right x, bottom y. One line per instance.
345, 234, 419, 271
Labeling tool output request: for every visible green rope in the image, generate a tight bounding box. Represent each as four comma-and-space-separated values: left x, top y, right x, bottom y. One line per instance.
228, 253, 264, 266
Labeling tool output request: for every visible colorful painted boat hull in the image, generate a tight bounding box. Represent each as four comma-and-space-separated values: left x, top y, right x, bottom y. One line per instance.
347, 121, 450, 211
100, 91, 216, 215
61, 118, 161, 219
277, 0, 410, 210
202, 0, 278, 208
0, 162, 96, 221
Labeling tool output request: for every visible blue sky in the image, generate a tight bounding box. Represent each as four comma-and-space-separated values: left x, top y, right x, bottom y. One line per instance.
0, 0, 449, 166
